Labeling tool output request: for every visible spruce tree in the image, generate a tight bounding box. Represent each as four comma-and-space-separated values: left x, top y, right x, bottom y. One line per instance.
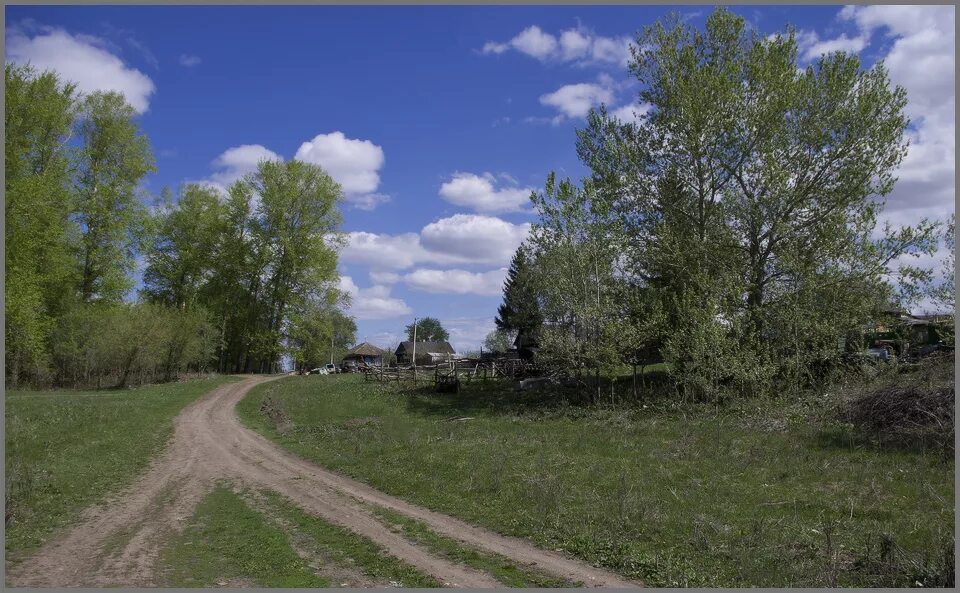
495, 245, 543, 349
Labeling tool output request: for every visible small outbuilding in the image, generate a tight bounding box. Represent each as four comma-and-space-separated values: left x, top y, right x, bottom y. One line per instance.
395, 340, 456, 365
343, 342, 385, 367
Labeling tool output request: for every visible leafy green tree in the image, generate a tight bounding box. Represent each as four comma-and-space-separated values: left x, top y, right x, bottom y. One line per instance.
143, 184, 225, 309
405, 317, 448, 342
73, 91, 155, 303
287, 299, 357, 371
4, 64, 78, 386
483, 328, 517, 353
575, 7, 938, 395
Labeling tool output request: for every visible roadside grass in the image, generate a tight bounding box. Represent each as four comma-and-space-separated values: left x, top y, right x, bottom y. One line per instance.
156, 485, 328, 587
255, 489, 441, 587
369, 505, 577, 587
238, 373, 955, 587
4, 375, 237, 560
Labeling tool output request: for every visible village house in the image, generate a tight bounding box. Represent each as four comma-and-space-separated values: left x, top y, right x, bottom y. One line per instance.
342, 342, 385, 367
395, 340, 456, 365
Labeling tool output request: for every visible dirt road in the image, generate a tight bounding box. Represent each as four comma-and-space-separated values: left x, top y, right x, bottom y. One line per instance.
7, 376, 639, 588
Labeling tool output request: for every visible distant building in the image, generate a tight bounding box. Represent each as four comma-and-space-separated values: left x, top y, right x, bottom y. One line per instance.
395, 340, 456, 365
343, 342, 385, 366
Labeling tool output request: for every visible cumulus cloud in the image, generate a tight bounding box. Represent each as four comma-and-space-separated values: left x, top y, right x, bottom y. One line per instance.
402, 268, 508, 296
295, 131, 389, 210
341, 215, 531, 271
610, 102, 651, 125
539, 82, 614, 120
840, 5, 955, 228
209, 144, 283, 189
438, 172, 533, 213
482, 24, 632, 67
6, 25, 156, 113
338, 276, 412, 320
794, 30, 869, 61
419, 214, 531, 266
440, 317, 499, 353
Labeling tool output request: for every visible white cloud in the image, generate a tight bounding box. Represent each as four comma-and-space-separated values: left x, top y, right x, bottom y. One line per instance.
419, 214, 531, 266
559, 29, 591, 60
179, 54, 201, 67
340, 231, 424, 270
438, 172, 533, 213
840, 5, 955, 228
440, 317, 499, 353
342, 215, 531, 271
6, 26, 156, 113
370, 270, 401, 284
294, 131, 389, 210
209, 144, 283, 188
482, 25, 632, 67
794, 30, 869, 61
610, 102, 651, 125
539, 82, 614, 119
338, 276, 412, 320
509, 25, 558, 60
402, 268, 507, 296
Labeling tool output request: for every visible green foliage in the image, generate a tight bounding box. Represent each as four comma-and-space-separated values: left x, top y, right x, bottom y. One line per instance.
73, 91, 155, 303
518, 7, 944, 398
405, 317, 449, 342
287, 299, 357, 371
483, 329, 517, 353
4, 64, 79, 387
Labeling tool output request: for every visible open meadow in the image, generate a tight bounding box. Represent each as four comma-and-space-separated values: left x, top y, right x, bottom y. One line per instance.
238, 370, 955, 587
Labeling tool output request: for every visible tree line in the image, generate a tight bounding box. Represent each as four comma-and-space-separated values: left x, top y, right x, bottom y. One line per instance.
5, 64, 353, 388
495, 9, 954, 401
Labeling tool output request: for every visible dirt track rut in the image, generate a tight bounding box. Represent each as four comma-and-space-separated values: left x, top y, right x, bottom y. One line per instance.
7, 376, 640, 588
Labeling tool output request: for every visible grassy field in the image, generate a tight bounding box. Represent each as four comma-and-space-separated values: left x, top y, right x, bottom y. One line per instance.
157, 485, 440, 587
4, 375, 237, 560
238, 373, 955, 587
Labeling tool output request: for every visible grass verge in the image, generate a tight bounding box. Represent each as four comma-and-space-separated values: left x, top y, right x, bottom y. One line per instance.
255, 489, 440, 587
370, 505, 577, 587
238, 373, 954, 587
5, 375, 237, 559
156, 485, 328, 587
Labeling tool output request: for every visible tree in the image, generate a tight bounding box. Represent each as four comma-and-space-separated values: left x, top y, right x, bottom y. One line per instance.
483, 328, 517, 353
287, 298, 357, 371
405, 317, 448, 342
142, 184, 225, 309
73, 91, 155, 303
4, 64, 79, 386
574, 7, 938, 395
495, 245, 543, 350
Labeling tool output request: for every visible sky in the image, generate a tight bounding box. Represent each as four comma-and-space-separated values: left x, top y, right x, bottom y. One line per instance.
5, 4, 955, 352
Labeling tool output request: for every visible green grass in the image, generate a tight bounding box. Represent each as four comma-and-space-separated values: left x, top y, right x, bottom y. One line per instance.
157, 485, 328, 587
370, 505, 576, 587
5, 375, 237, 559
238, 373, 955, 587
256, 489, 440, 587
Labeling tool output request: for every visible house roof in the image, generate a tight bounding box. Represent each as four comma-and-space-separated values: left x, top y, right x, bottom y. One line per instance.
347, 342, 385, 357
396, 340, 456, 355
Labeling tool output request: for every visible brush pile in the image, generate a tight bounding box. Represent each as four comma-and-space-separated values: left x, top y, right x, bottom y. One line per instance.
842, 355, 955, 452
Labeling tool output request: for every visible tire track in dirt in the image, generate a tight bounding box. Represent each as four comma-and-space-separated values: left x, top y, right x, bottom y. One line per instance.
7, 376, 641, 588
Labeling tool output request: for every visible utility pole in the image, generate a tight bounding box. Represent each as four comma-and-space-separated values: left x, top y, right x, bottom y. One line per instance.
411, 317, 418, 381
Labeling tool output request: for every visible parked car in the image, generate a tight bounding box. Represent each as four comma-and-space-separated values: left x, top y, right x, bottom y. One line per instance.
309, 367, 326, 375
324, 363, 339, 374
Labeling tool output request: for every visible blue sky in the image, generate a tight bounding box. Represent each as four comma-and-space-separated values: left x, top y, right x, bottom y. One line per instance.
6, 5, 955, 351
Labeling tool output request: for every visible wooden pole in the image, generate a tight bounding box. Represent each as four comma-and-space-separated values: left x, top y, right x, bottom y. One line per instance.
412, 318, 418, 383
